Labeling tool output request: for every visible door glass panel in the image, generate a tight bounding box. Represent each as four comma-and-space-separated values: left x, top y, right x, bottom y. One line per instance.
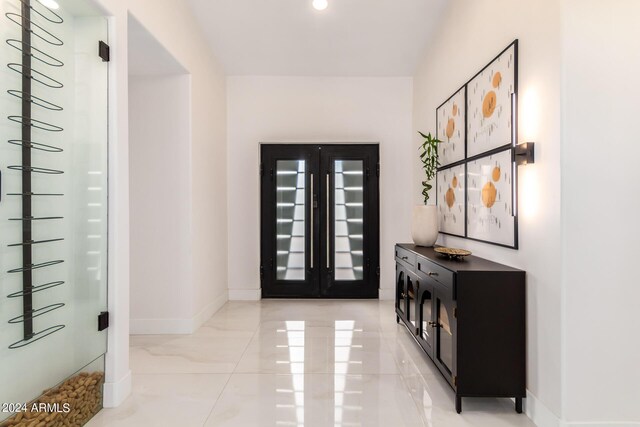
276, 160, 306, 280
438, 299, 454, 372
421, 289, 433, 342
334, 160, 364, 281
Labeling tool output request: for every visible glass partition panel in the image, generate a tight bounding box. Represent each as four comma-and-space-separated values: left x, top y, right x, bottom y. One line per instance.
276, 160, 306, 281
0, 0, 108, 423
334, 160, 363, 281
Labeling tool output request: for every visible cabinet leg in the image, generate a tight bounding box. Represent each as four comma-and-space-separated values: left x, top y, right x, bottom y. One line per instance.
396, 314, 400, 323
515, 397, 523, 414
455, 396, 462, 414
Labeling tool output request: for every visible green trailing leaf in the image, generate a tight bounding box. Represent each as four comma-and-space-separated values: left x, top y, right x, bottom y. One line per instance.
417, 131, 442, 204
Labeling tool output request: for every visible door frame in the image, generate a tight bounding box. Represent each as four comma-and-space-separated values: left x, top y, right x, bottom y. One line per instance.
260, 143, 379, 299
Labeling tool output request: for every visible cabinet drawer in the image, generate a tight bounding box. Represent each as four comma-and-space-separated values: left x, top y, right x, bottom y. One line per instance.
417, 256, 454, 289
396, 246, 416, 268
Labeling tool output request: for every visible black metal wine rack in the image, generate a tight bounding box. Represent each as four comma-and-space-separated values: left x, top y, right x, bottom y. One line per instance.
5, 0, 66, 349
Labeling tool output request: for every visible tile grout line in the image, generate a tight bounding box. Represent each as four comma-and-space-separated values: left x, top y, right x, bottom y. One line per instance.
200, 305, 262, 426
230, 314, 261, 374
200, 372, 234, 427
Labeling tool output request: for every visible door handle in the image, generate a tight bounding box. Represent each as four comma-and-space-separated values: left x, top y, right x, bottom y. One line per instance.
310, 173, 314, 269
326, 173, 330, 269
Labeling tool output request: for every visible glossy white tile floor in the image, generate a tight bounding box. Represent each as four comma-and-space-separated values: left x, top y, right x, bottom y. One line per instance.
87, 300, 537, 427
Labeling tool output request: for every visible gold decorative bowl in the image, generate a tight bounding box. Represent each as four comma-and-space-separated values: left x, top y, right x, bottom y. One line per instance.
434, 247, 472, 260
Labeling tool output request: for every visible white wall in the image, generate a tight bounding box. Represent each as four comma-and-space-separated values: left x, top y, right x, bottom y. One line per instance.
94, 0, 228, 406
412, 0, 563, 425
227, 77, 413, 300
561, 0, 640, 424
129, 74, 193, 333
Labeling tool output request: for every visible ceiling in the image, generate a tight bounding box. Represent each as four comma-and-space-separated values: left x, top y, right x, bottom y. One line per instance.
187, 0, 448, 76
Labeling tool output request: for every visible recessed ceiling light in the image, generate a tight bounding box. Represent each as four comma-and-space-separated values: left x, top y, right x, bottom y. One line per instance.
37, 0, 60, 9
312, 0, 328, 11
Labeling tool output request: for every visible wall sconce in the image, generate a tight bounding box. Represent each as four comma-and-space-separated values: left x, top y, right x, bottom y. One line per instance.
515, 142, 535, 166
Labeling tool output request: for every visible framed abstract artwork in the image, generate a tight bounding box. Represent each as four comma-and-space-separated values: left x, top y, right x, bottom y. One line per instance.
466, 148, 517, 248
437, 164, 466, 237
467, 41, 517, 158
435, 40, 519, 249
436, 86, 466, 167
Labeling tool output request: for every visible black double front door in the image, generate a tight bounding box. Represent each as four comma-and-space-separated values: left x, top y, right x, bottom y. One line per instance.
260, 144, 380, 298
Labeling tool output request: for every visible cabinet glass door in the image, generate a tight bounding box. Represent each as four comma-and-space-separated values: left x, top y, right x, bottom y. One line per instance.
420, 285, 434, 353
396, 268, 405, 316
407, 275, 416, 329
436, 295, 455, 374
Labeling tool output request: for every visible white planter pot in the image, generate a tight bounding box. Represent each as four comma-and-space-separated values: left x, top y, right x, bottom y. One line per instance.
411, 205, 438, 247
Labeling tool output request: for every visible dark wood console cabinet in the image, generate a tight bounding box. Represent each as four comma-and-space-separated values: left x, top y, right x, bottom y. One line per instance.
395, 244, 526, 413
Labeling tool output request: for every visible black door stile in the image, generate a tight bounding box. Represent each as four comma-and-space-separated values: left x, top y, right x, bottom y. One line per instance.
260, 144, 379, 299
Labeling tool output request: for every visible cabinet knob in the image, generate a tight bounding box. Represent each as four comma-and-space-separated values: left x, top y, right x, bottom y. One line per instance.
401, 256, 408, 260
428, 321, 440, 328
428, 272, 438, 277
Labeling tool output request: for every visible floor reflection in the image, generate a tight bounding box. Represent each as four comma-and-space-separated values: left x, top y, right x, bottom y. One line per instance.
334, 321, 364, 426
274, 319, 376, 426
89, 301, 538, 427
277, 321, 305, 426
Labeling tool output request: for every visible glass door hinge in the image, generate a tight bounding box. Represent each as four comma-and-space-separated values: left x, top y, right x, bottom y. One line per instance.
98, 311, 109, 331
98, 41, 110, 62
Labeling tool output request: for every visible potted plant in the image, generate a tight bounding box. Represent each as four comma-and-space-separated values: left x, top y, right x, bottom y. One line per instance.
412, 131, 441, 247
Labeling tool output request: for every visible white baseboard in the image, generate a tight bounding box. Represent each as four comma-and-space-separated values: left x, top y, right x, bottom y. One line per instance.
379, 288, 395, 300
563, 423, 640, 427
228, 289, 262, 301
520, 392, 637, 427
103, 369, 131, 408
130, 317, 192, 335
130, 291, 228, 335
525, 390, 561, 427
191, 291, 228, 329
